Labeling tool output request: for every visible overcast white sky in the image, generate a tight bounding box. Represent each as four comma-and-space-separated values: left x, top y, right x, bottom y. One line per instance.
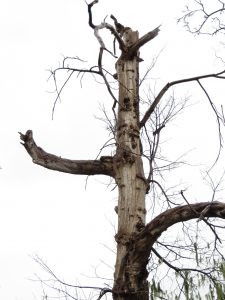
0, 0, 224, 299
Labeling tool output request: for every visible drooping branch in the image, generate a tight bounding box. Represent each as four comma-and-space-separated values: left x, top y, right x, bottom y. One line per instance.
19, 130, 114, 177
140, 69, 225, 127
197, 79, 224, 169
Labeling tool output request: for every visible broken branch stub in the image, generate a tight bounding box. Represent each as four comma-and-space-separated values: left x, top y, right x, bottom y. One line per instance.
88, 0, 160, 59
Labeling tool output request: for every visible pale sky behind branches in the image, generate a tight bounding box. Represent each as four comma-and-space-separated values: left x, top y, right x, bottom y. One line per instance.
0, 0, 224, 299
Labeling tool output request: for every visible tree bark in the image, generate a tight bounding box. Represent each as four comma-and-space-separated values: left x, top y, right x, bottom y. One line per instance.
112, 29, 149, 300
19, 130, 114, 177
111, 27, 225, 300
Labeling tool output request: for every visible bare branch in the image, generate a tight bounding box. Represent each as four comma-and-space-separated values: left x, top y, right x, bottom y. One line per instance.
49, 64, 101, 118
178, 0, 225, 35
197, 79, 224, 170
97, 47, 118, 120
140, 69, 225, 127
19, 130, 114, 177
151, 247, 219, 282
87, 0, 99, 29
140, 201, 225, 249
103, 22, 125, 51
149, 180, 177, 206
87, 1, 125, 51
151, 247, 181, 273
32, 255, 112, 300
51, 69, 74, 120
180, 190, 222, 243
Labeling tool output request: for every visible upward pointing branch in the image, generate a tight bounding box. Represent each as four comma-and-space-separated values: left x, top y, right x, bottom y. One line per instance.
87, 0, 125, 50
140, 69, 225, 127
128, 26, 160, 56
87, 0, 98, 29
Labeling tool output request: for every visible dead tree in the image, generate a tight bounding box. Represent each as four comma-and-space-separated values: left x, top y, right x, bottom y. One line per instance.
19, 1, 225, 299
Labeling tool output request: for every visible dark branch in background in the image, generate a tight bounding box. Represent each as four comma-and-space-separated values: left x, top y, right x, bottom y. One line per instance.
110, 14, 126, 37
110, 14, 128, 55
140, 70, 225, 127
151, 247, 218, 282
87, 0, 125, 51
51, 69, 74, 119
180, 190, 222, 243
149, 179, 177, 206
139, 49, 164, 86
140, 88, 189, 195
197, 79, 225, 170
178, 0, 225, 35
97, 47, 118, 121
87, 0, 98, 29
49, 60, 101, 119
19, 130, 114, 177
32, 255, 112, 300
140, 70, 225, 170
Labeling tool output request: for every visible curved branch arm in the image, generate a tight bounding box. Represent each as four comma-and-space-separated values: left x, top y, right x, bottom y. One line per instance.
115, 201, 225, 288
140, 69, 225, 127
133, 201, 225, 266
114, 201, 225, 290
19, 130, 114, 177
144, 201, 225, 243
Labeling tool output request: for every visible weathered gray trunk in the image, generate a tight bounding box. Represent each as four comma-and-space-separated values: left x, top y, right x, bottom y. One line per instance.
113, 29, 149, 300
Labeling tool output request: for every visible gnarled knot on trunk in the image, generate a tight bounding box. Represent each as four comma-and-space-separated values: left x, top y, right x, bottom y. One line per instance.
115, 231, 131, 246
136, 216, 145, 232
113, 145, 135, 167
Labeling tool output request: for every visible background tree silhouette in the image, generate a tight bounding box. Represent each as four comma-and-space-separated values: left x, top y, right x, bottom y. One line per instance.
178, 0, 225, 36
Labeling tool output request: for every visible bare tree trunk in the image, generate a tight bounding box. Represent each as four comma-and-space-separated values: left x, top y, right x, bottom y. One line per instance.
113, 29, 149, 300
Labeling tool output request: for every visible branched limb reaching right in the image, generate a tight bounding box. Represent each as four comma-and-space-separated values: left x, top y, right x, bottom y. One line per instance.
178, 0, 225, 35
